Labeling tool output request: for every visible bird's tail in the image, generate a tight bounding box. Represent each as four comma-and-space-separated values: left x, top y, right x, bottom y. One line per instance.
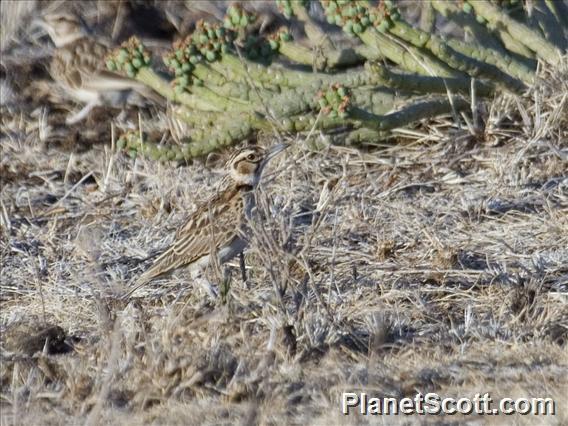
121, 271, 154, 300
132, 84, 166, 107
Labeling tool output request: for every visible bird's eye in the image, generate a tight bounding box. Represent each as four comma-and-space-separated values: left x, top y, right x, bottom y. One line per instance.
247, 154, 256, 161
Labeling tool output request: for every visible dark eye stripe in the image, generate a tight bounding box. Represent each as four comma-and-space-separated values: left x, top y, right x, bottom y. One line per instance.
235, 157, 258, 167
228, 148, 263, 166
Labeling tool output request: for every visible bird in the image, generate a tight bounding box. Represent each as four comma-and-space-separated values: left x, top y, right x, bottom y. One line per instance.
34, 12, 162, 124
125, 143, 289, 298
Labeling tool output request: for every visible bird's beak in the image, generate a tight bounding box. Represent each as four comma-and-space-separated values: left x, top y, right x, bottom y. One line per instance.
259, 142, 289, 175
31, 18, 48, 31
265, 142, 290, 162
31, 18, 53, 40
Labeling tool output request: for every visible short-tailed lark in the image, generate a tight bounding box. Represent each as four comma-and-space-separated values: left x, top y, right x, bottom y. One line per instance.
35, 13, 161, 124
126, 143, 288, 298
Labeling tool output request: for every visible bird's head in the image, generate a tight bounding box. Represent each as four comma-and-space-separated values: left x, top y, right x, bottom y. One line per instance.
228, 143, 288, 187
35, 13, 86, 47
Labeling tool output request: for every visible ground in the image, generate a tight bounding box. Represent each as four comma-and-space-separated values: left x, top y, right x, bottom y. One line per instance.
1, 1, 567, 425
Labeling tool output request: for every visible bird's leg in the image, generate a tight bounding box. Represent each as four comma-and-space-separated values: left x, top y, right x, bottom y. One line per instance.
65, 100, 99, 124
239, 252, 247, 284
220, 267, 232, 304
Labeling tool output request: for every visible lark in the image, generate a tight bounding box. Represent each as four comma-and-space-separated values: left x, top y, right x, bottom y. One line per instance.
35, 13, 161, 124
125, 143, 288, 298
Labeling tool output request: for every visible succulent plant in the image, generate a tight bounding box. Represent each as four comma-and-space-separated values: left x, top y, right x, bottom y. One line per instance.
107, 0, 566, 161
316, 84, 351, 119
106, 37, 151, 78
276, 0, 309, 18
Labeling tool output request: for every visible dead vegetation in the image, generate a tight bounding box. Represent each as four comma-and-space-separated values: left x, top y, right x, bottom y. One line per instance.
1, 1, 567, 425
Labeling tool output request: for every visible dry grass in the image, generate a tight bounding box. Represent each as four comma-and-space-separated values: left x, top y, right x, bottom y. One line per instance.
1, 1, 568, 425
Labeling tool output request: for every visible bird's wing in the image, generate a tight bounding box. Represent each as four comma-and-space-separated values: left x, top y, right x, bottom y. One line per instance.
53, 38, 149, 93
131, 184, 244, 291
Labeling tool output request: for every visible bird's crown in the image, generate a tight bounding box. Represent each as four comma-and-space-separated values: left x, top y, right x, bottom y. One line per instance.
38, 13, 86, 47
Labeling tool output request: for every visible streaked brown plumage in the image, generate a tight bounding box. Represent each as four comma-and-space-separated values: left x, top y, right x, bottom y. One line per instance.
126, 143, 288, 298
139, 177, 248, 282
35, 13, 162, 124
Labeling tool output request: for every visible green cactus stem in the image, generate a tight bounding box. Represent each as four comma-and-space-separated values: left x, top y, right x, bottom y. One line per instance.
466, 0, 563, 64
430, 1, 537, 69
359, 28, 463, 78
119, 91, 470, 161
344, 128, 392, 146
211, 53, 373, 89
386, 18, 532, 89
366, 62, 494, 97
171, 106, 231, 128
191, 63, 228, 86
134, 68, 221, 111
349, 96, 469, 132
277, 37, 365, 70
118, 121, 254, 161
